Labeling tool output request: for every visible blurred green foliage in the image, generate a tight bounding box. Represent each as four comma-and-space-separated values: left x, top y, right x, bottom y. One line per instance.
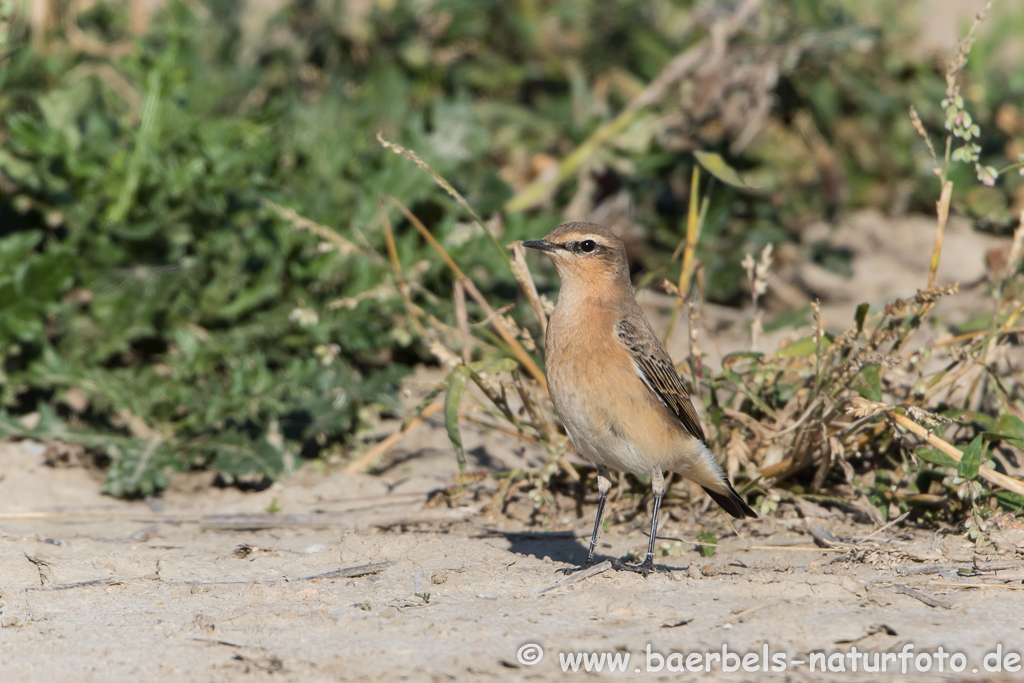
0, 0, 1022, 495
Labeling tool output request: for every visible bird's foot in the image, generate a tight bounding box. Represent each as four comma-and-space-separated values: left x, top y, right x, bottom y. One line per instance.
617, 554, 656, 577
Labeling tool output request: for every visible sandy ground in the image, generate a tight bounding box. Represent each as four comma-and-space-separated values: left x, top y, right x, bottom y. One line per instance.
0, 204, 1022, 683
1, 433, 1023, 683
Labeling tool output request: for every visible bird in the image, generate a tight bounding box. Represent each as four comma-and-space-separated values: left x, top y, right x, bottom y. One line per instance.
523, 222, 757, 576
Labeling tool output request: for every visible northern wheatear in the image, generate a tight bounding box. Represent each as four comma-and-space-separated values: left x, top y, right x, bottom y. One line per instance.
524, 222, 756, 575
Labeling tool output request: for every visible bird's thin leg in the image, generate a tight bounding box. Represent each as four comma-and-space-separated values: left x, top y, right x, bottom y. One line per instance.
584, 467, 612, 566
559, 466, 611, 575
623, 470, 664, 577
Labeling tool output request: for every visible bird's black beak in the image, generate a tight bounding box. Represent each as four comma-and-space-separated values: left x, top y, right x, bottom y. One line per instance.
522, 239, 558, 253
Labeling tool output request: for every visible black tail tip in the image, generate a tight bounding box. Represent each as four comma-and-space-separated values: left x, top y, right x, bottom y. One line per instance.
702, 483, 758, 519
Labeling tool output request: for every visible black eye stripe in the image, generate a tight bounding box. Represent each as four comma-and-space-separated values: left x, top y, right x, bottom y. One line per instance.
554, 239, 604, 254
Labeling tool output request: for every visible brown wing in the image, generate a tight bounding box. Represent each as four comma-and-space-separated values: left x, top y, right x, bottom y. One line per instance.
615, 318, 706, 443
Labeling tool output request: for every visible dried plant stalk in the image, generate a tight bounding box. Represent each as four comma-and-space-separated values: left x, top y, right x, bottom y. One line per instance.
343, 402, 444, 474
887, 411, 1024, 496
928, 181, 953, 289
264, 198, 369, 260
509, 242, 548, 335
383, 195, 548, 393
453, 280, 472, 365
664, 165, 704, 346
377, 133, 510, 268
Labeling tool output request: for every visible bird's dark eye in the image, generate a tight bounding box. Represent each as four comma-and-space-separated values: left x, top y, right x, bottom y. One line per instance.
579, 239, 597, 253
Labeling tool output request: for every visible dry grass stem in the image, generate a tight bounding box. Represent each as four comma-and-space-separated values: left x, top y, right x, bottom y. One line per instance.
264, 198, 370, 260
376, 133, 510, 268
664, 165, 704, 346
509, 242, 549, 335
383, 195, 548, 392
343, 401, 444, 474
453, 280, 472, 365
928, 181, 954, 289
886, 410, 1024, 497
909, 105, 939, 172
378, 197, 428, 338
687, 303, 703, 381
743, 244, 773, 350
945, 1, 995, 102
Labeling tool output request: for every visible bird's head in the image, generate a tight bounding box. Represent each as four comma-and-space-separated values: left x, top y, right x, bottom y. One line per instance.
522, 222, 630, 293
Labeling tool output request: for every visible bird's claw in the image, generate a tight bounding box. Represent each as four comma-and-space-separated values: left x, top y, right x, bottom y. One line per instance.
617, 555, 656, 577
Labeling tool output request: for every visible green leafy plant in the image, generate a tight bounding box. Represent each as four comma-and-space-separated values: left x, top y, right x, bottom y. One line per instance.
695, 530, 717, 558
2, 0, 1023, 506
